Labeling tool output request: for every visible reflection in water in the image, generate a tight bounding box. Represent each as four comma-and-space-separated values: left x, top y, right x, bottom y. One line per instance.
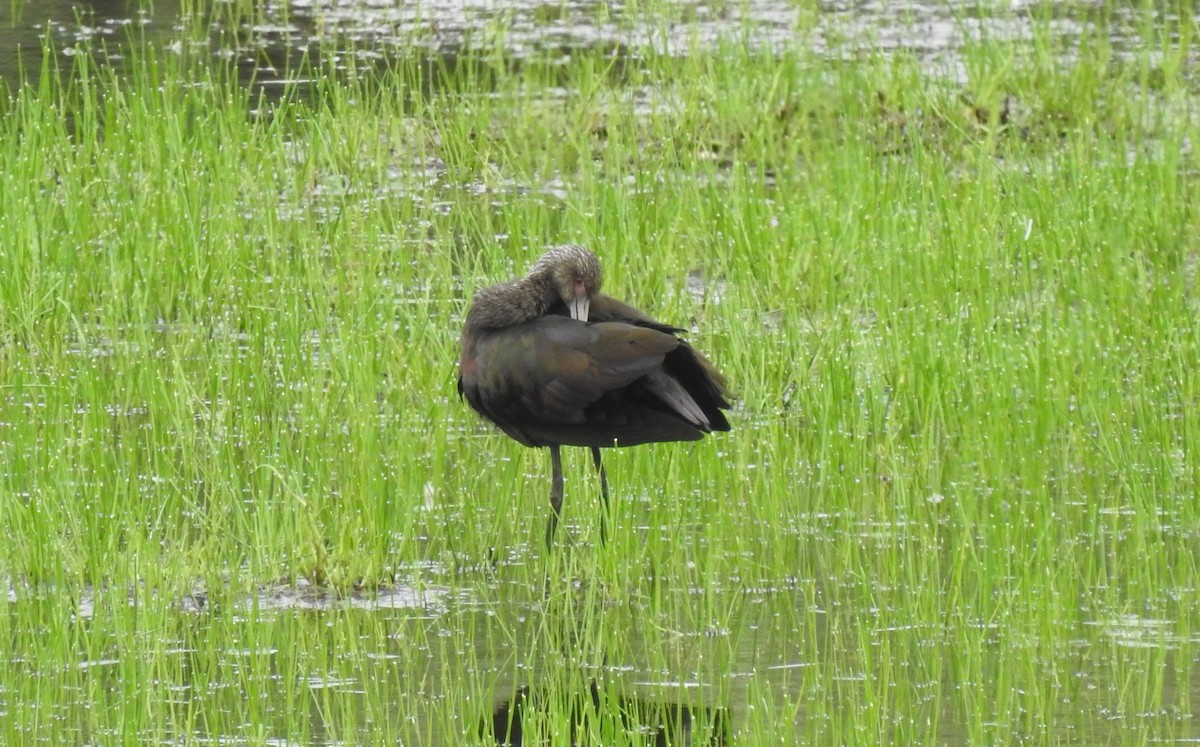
488, 681, 730, 746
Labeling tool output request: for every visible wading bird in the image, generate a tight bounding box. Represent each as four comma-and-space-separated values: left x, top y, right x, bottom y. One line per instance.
458, 245, 732, 547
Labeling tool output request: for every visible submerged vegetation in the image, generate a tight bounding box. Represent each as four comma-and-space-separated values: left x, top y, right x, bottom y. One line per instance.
0, 1, 1197, 743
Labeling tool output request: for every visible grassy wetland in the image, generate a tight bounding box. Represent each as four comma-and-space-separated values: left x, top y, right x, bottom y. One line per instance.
1, 0, 1199, 743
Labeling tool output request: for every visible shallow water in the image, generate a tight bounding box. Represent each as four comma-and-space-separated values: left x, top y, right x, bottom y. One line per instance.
4, 527, 1197, 744
3, 413, 1199, 742
0, 0, 1172, 96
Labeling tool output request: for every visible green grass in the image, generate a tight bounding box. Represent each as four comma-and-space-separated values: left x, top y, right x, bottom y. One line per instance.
0, 2, 1198, 744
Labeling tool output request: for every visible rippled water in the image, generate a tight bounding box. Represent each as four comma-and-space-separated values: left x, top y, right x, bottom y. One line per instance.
0, 0, 1171, 93
4, 506, 1194, 744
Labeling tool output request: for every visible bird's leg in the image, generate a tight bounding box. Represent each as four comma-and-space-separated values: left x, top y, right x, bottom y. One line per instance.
591, 446, 610, 545
545, 445, 564, 549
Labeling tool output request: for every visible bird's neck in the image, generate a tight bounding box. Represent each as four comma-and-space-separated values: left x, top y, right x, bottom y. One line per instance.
464, 273, 556, 332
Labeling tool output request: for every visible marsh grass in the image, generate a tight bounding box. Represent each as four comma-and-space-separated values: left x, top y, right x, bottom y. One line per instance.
0, 2, 1198, 744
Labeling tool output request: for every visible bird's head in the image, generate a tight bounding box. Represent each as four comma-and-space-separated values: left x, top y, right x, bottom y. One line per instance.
533, 244, 603, 322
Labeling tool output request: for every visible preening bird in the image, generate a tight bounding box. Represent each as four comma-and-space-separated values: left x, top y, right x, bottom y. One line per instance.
458, 245, 731, 547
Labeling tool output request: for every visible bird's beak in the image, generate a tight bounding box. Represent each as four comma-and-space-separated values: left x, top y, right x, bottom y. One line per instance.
571, 281, 590, 322
571, 293, 591, 322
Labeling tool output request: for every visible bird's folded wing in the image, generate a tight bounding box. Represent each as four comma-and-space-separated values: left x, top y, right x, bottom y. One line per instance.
469, 318, 679, 424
